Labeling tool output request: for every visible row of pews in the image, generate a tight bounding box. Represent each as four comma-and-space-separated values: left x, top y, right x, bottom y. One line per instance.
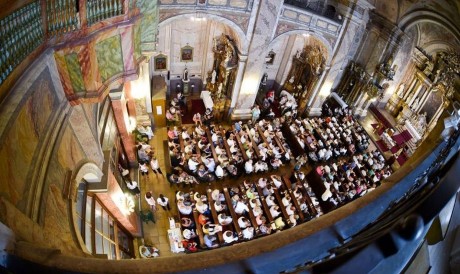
176, 174, 323, 252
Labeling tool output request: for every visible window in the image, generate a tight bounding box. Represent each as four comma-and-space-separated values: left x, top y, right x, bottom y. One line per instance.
74, 188, 134, 259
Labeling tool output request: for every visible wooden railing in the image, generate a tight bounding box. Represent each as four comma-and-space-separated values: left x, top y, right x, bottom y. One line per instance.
86, 0, 123, 26
0, 1, 44, 85
0, 0, 129, 89
46, 0, 79, 35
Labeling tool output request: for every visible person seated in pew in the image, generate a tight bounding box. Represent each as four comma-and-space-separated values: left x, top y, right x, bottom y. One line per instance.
258, 177, 268, 189
270, 158, 282, 170
212, 199, 225, 212
203, 223, 223, 236
289, 214, 299, 227
188, 156, 200, 172
270, 205, 281, 218
204, 234, 219, 248
286, 205, 296, 216
245, 160, 254, 174
226, 161, 239, 176
234, 199, 249, 215
196, 200, 210, 215
182, 229, 197, 240
274, 217, 285, 230
246, 187, 257, 200
253, 205, 263, 217
223, 230, 239, 244
254, 160, 268, 173
238, 216, 251, 229
271, 175, 283, 189
215, 164, 225, 179
218, 213, 233, 226
198, 213, 210, 226
259, 218, 272, 235
140, 245, 160, 258
263, 185, 275, 197
282, 194, 292, 207
242, 227, 255, 240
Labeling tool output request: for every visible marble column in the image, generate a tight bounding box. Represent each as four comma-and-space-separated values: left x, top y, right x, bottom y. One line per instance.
230, 56, 248, 108
407, 81, 424, 106
231, 0, 284, 120
109, 91, 137, 167
403, 77, 417, 101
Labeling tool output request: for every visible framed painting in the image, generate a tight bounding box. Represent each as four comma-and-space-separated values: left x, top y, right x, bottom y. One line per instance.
154, 54, 167, 71
180, 45, 194, 62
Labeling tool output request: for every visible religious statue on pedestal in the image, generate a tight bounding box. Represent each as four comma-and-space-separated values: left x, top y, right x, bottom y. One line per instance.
183, 67, 189, 81
211, 70, 217, 84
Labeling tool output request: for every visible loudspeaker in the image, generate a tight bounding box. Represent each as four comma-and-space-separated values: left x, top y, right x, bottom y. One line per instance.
167, 71, 170, 80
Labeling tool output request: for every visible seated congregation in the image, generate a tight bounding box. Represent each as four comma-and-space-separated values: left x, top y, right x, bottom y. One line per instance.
164, 91, 393, 253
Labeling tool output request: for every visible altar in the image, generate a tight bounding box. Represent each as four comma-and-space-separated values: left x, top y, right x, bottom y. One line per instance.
404, 120, 422, 141
200, 90, 214, 110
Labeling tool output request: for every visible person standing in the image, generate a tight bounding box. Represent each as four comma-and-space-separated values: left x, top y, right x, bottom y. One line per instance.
157, 194, 171, 211
150, 157, 163, 175
251, 105, 260, 124
145, 191, 156, 212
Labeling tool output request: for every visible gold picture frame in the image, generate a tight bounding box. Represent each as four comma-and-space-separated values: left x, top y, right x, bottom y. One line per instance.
180, 45, 194, 62
154, 54, 167, 71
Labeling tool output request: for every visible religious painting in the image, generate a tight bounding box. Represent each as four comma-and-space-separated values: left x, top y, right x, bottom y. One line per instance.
180, 45, 193, 62
154, 54, 167, 71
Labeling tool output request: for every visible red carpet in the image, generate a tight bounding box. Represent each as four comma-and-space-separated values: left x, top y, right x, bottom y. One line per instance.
182, 99, 206, 124
369, 105, 393, 129
397, 153, 408, 166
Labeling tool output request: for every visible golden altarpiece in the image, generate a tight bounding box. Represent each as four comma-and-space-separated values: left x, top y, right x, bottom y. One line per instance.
282, 44, 326, 114
205, 34, 239, 121
386, 49, 459, 148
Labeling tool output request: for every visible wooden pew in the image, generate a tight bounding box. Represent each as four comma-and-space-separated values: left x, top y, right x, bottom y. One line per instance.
232, 131, 249, 162
244, 127, 261, 159
254, 184, 275, 226
280, 123, 305, 157
205, 127, 219, 163
220, 132, 232, 159
273, 135, 286, 155
179, 135, 185, 153
206, 189, 224, 244
238, 184, 260, 235
223, 187, 242, 238
272, 186, 291, 226
192, 209, 205, 248
257, 127, 271, 147
281, 177, 304, 221
295, 178, 318, 217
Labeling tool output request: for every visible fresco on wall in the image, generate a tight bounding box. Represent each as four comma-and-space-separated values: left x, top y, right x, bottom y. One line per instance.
0, 67, 58, 211
95, 35, 124, 82
65, 53, 86, 94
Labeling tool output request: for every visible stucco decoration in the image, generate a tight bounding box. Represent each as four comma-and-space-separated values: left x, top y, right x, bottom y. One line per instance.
64, 53, 86, 94
95, 35, 124, 82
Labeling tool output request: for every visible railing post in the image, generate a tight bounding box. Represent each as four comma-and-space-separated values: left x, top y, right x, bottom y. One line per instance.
79, 0, 87, 28
40, 0, 48, 38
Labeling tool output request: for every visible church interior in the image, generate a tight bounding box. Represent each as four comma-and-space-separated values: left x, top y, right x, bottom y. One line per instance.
1, 0, 460, 273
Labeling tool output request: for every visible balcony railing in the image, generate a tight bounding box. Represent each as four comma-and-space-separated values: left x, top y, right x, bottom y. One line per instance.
0, 1, 44, 85
0, 0, 127, 89
86, 0, 124, 26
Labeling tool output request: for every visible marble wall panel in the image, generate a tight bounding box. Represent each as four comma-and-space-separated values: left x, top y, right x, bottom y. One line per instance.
209, 0, 227, 5
284, 10, 298, 19
230, 0, 247, 8
65, 53, 86, 94
137, 0, 159, 53
298, 14, 311, 23
95, 35, 125, 82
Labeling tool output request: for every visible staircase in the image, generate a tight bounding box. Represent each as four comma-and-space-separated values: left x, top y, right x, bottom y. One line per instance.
395, 125, 418, 156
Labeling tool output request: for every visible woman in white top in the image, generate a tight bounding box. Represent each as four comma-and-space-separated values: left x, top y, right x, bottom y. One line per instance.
270, 205, 281, 218
145, 191, 156, 212
150, 157, 163, 175
266, 195, 276, 207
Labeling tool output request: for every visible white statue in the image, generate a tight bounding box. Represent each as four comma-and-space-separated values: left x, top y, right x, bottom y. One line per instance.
211, 70, 217, 84
289, 75, 295, 84
397, 84, 405, 97
217, 83, 223, 98
416, 112, 427, 133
